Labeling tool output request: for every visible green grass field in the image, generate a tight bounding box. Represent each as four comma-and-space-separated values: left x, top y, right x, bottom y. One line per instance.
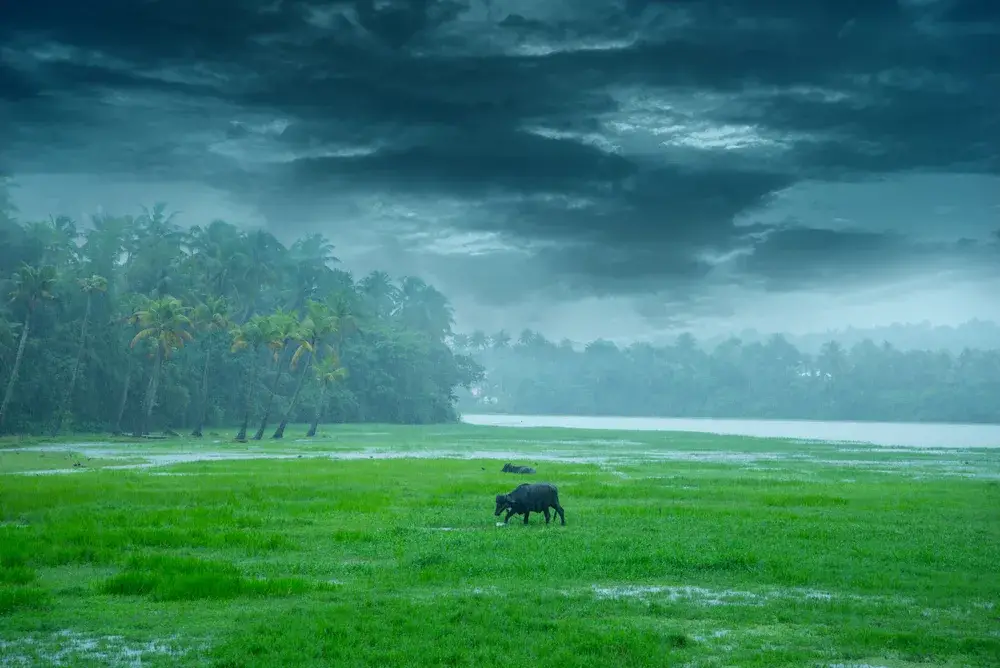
2, 424, 999, 667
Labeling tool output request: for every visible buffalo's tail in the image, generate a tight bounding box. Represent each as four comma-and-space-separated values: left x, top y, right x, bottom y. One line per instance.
552, 493, 566, 525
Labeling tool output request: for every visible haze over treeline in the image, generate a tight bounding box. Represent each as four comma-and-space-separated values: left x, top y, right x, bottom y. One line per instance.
0, 196, 483, 435
454, 331, 1000, 425
699, 321, 1000, 356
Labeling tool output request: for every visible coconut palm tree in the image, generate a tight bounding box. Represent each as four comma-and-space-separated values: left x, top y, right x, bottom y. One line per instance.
492, 330, 511, 350
251, 309, 299, 440
183, 219, 244, 299
230, 315, 270, 441
449, 332, 467, 350
189, 296, 231, 437
272, 301, 338, 439
469, 330, 489, 351
129, 296, 193, 436
0, 263, 58, 429
127, 204, 184, 298
323, 293, 358, 363
111, 293, 149, 435
305, 354, 348, 438
81, 213, 130, 292
394, 276, 453, 340
25, 216, 80, 268
237, 229, 285, 323
358, 270, 398, 320
52, 274, 108, 435
287, 233, 340, 311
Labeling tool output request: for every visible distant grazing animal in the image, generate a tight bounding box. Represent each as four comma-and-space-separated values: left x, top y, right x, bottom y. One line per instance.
501, 462, 536, 474
494, 482, 565, 525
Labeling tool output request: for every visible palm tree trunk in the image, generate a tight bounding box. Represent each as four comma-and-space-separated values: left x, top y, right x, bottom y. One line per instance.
133, 367, 153, 437
140, 345, 163, 436
305, 382, 327, 437
252, 354, 288, 440
236, 413, 250, 441
236, 355, 260, 441
113, 351, 134, 435
272, 353, 313, 439
191, 346, 211, 437
52, 294, 92, 436
0, 315, 31, 429
216, 270, 227, 298
241, 293, 258, 324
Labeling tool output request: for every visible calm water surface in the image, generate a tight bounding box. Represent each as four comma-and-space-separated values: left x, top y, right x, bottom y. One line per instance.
461, 414, 1000, 449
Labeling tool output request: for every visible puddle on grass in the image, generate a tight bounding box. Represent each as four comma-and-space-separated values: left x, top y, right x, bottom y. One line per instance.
504, 438, 645, 447
7, 447, 608, 472
7, 441, 997, 478
589, 584, 870, 607
326, 449, 610, 464
469, 586, 501, 596
592, 584, 762, 606
7, 451, 328, 475
9, 467, 87, 476
0, 631, 191, 667
836, 447, 973, 456
691, 629, 731, 643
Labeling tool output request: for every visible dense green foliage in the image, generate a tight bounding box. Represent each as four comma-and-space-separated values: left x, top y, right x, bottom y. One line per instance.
0, 191, 482, 435
455, 329, 1000, 423
1, 426, 998, 666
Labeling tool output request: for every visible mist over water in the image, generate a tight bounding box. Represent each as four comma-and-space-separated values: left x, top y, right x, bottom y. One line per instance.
462, 414, 1000, 449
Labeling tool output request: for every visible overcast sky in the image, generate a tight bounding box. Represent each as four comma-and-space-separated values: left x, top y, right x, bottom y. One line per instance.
2, 0, 998, 342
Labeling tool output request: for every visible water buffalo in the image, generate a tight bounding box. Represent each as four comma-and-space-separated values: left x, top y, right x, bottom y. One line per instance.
494, 482, 566, 525
501, 462, 536, 474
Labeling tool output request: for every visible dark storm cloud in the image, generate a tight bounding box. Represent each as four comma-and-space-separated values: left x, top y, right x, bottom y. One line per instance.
1, 0, 998, 304
0, 62, 40, 102
737, 227, 993, 292
281, 127, 636, 197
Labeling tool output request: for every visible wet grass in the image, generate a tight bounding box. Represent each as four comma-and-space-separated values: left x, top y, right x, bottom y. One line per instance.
0, 449, 148, 474
1, 424, 999, 666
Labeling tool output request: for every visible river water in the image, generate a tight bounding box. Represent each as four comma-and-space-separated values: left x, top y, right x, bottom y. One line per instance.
461, 414, 1000, 449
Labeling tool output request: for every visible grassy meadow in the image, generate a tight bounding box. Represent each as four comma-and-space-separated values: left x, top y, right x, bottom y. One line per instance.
1, 424, 999, 667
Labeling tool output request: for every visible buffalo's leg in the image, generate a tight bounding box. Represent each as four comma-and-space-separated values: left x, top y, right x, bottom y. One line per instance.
543, 508, 551, 524
523, 511, 530, 524
555, 504, 566, 525
503, 510, 515, 524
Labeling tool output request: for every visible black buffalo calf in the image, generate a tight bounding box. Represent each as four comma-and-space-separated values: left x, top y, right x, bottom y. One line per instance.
501, 462, 536, 474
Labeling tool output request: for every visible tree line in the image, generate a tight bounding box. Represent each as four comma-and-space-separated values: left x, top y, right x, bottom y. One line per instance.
453, 329, 1000, 424
701, 320, 1000, 356
0, 195, 483, 437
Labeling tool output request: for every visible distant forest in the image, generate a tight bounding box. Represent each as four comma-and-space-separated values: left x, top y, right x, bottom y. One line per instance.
700, 321, 1000, 356
454, 330, 1000, 424
0, 193, 483, 436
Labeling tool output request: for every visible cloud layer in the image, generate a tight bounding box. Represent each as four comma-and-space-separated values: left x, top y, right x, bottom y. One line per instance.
2, 0, 999, 335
